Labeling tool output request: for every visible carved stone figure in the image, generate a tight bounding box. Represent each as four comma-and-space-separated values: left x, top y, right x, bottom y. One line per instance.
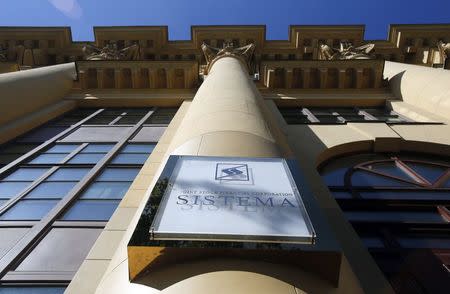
319, 41, 375, 60
0, 41, 47, 66
82, 41, 140, 61
0, 44, 7, 62
437, 40, 450, 59
201, 42, 256, 74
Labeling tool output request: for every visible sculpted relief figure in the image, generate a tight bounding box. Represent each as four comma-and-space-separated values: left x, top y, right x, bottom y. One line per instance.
201, 42, 256, 74
0, 44, 6, 62
437, 40, 450, 60
82, 41, 140, 61
319, 41, 375, 60
0, 40, 47, 66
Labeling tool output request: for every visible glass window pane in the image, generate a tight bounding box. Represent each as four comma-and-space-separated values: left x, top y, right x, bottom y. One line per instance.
60, 200, 119, 221
340, 115, 367, 122
97, 168, 140, 181
118, 108, 149, 115
144, 108, 177, 124
82, 144, 115, 153
407, 162, 447, 184
314, 116, 342, 124
397, 237, 450, 249
361, 237, 385, 248
115, 116, 143, 125
351, 170, 414, 187
68, 153, 105, 164
0, 200, 58, 220
29, 153, 68, 164
81, 182, 131, 199
45, 144, 79, 153
331, 191, 353, 199
25, 182, 77, 199
0, 154, 22, 165
0, 182, 32, 198
83, 116, 116, 125
444, 178, 450, 188
321, 167, 347, 186
1, 144, 38, 154
3, 168, 50, 181
121, 144, 155, 153
18, 127, 67, 143
47, 168, 90, 181
15, 228, 101, 272
359, 190, 450, 200
110, 153, 149, 164
0, 287, 66, 294
310, 109, 335, 115
368, 162, 413, 182
345, 211, 447, 223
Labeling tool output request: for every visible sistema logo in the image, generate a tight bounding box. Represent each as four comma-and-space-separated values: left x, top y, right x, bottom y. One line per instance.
215, 163, 249, 182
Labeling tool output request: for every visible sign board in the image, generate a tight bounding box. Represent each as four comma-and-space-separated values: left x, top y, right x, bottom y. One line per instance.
151, 156, 315, 243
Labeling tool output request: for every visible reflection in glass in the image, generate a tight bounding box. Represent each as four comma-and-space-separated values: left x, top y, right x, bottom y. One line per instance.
351, 170, 413, 187
398, 237, 450, 249
111, 154, 149, 164
47, 168, 90, 181
345, 211, 446, 223
80, 182, 131, 199
0, 287, 66, 294
25, 182, 77, 199
68, 153, 105, 164
29, 154, 68, 164
121, 144, 155, 153
81, 144, 115, 153
0, 200, 58, 220
3, 168, 50, 181
60, 200, 119, 221
97, 168, 140, 181
0, 182, 32, 198
45, 144, 80, 153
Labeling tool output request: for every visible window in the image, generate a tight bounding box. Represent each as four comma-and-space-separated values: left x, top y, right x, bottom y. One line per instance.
0, 107, 177, 287
14, 228, 102, 272
60, 144, 152, 221
0, 144, 39, 168
110, 144, 155, 164
279, 107, 421, 124
0, 287, 65, 294
144, 107, 178, 125
68, 144, 113, 164
319, 153, 450, 292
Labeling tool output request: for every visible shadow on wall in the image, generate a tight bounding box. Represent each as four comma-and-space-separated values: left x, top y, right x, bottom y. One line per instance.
135, 258, 338, 293
386, 70, 406, 101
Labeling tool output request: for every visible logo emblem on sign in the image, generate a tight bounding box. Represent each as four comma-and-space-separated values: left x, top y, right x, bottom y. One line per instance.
215, 163, 249, 181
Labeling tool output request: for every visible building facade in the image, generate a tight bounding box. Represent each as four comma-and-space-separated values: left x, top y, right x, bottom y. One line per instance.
0, 25, 449, 294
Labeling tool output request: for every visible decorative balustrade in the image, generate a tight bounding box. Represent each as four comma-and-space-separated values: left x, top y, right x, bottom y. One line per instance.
262, 59, 385, 89
76, 61, 198, 89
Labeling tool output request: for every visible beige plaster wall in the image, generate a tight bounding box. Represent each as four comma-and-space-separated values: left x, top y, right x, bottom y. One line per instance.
0, 63, 76, 125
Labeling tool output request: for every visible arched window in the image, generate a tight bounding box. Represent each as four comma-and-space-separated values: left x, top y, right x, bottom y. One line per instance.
319, 152, 450, 294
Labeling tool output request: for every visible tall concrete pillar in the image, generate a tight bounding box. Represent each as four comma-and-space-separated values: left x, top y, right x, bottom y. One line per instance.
169, 44, 288, 158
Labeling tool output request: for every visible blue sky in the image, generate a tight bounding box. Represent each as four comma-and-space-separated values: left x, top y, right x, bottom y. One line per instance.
1, 0, 449, 41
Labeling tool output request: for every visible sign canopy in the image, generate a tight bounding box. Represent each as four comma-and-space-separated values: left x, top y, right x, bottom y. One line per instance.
151, 156, 315, 243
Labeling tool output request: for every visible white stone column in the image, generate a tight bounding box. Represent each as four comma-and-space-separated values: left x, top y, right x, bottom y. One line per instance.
169, 55, 283, 157
0, 62, 76, 125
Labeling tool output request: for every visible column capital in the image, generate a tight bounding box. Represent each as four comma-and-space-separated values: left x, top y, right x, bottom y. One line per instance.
201, 42, 256, 75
